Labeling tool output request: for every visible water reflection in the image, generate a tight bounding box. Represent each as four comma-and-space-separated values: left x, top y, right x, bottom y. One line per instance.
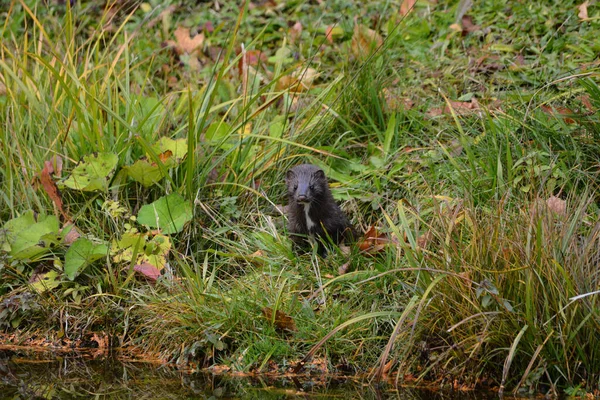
0, 349, 501, 399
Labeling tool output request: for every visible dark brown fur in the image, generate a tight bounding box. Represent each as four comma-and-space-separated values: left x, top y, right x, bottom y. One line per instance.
285, 164, 353, 255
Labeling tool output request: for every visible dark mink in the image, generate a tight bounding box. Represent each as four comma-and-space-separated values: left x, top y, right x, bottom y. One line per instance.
285, 164, 354, 255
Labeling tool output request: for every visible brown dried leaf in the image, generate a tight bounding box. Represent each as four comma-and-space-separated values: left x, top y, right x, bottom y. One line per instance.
262, 307, 297, 332
416, 230, 433, 250
357, 226, 395, 254
382, 88, 414, 111
40, 159, 68, 220
62, 224, 81, 246
578, 94, 594, 112
351, 24, 383, 59
238, 49, 267, 75
426, 107, 443, 117
338, 261, 351, 275
289, 21, 302, 43
158, 150, 173, 163
90, 332, 108, 350
325, 25, 335, 43
173, 26, 205, 54
444, 98, 481, 116
461, 15, 479, 35
276, 67, 319, 92
546, 196, 566, 216
134, 262, 161, 282
578, 1, 589, 20
540, 104, 576, 124
400, 0, 417, 16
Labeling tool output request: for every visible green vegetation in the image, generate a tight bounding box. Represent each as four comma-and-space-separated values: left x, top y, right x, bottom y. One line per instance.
1, 0, 600, 396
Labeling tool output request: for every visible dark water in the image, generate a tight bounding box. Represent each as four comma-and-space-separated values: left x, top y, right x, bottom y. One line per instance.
0, 349, 504, 399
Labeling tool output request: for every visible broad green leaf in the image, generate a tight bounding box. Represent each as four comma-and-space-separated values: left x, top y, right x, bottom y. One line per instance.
64, 238, 108, 280
137, 193, 192, 234
2, 211, 60, 260
205, 121, 231, 144
60, 152, 118, 192
125, 158, 165, 187
1, 210, 36, 252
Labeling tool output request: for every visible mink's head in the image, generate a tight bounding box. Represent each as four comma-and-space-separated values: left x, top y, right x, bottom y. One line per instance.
286, 164, 329, 204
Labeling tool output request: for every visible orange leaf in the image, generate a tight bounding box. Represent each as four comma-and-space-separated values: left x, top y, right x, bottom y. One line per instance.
444, 98, 481, 115
262, 307, 297, 332
173, 26, 204, 54
134, 263, 161, 282
39, 158, 68, 220
357, 226, 395, 254
325, 25, 335, 43
578, 94, 594, 112
62, 224, 81, 245
540, 104, 576, 124
578, 1, 589, 20
158, 150, 173, 163
289, 21, 302, 43
351, 24, 383, 59
400, 0, 416, 16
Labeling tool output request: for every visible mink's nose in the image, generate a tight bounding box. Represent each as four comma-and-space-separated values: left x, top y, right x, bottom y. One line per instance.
297, 195, 308, 203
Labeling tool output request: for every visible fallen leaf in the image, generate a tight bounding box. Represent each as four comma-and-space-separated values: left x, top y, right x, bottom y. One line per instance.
134, 262, 161, 282
173, 26, 204, 54
338, 261, 351, 275
461, 15, 479, 35
382, 88, 414, 111
357, 226, 396, 254
400, 0, 416, 16
39, 159, 68, 220
237, 49, 267, 75
276, 67, 319, 92
289, 21, 302, 43
546, 196, 566, 216
62, 224, 81, 245
578, 94, 595, 113
426, 107, 443, 117
324, 25, 343, 43
163, 26, 205, 70
262, 307, 297, 332
578, 1, 589, 20
449, 23, 463, 33
351, 24, 383, 59
540, 104, 576, 124
444, 98, 481, 116
90, 332, 109, 350
416, 230, 433, 250
325, 25, 335, 43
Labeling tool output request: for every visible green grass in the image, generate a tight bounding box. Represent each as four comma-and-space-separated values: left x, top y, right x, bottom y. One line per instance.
1, 0, 600, 396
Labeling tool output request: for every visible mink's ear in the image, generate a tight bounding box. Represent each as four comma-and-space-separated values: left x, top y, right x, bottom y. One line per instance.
313, 169, 326, 180
286, 170, 295, 183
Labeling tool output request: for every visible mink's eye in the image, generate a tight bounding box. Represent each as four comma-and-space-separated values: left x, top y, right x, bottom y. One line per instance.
309, 184, 315, 191
293, 184, 298, 191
